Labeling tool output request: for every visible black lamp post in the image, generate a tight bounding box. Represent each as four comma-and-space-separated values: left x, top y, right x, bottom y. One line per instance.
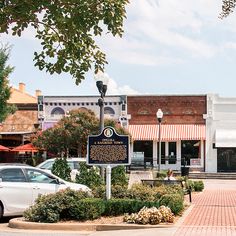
156, 109, 163, 173
94, 71, 109, 133
94, 71, 109, 181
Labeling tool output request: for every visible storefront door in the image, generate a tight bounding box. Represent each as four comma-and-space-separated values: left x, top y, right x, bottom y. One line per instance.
217, 148, 236, 172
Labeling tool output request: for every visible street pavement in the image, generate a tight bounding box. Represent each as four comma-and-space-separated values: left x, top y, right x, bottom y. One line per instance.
174, 179, 236, 236
1, 179, 236, 236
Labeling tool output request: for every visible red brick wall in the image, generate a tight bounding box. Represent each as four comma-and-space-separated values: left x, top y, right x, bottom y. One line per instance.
127, 95, 206, 125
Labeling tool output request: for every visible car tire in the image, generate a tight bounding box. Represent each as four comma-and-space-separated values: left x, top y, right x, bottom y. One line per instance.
0, 203, 3, 220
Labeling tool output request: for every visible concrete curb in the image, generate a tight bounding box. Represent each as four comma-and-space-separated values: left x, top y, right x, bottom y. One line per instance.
9, 217, 175, 231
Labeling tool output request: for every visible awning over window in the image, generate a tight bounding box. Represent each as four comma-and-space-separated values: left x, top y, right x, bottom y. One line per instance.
215, 129, 236, 147
128, 124, 206, 141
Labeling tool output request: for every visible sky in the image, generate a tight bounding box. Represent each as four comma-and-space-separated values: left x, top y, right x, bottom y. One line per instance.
2, 0, 236, 97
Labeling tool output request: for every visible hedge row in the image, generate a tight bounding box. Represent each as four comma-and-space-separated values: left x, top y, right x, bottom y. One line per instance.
93, 183, 184, 202
24, 188, 184, 223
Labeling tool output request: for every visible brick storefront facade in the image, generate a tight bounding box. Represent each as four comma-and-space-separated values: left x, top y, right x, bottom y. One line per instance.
127, 95, 206, 125
127, 95, 207, 172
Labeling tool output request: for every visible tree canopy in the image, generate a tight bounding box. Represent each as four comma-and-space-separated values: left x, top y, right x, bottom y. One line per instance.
32, 108, 129, 157
0, 46, 15, 123
33, 109, 99, 157
220, 0, 236, 18
0, 0, 129, 84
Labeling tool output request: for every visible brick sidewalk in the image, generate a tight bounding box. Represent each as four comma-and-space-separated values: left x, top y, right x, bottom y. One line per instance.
174, 180, 236, 236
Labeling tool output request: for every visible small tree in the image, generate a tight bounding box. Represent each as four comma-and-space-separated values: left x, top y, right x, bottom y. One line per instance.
111, 166, 128, 187
51, 158, 71, 182
75, 162, 103, 189
33, 109, 99, 157
0, 46, 16, 123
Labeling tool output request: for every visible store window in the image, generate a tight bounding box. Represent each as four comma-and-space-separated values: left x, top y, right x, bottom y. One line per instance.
181, 140, 200, 166
133, 141, 153, 167
168, 142, 176, 164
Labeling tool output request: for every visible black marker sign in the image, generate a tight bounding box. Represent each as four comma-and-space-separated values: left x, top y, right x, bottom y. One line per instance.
87, 127, 130, 165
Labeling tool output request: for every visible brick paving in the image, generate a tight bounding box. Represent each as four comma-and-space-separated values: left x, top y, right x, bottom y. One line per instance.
174, 180, 236, 236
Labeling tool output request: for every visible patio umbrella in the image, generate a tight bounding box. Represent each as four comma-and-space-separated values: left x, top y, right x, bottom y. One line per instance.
0, 145, 10, 151
11, 143, 38, 152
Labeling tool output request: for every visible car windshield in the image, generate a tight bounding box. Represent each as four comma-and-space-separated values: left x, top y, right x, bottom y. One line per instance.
39, 161, 53, 170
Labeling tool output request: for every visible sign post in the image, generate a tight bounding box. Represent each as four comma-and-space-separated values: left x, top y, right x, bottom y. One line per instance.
106, 165, 111, 200
87, 127, 130, 200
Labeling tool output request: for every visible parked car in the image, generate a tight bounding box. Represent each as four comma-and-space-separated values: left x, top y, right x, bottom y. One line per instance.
36, 158, 86, 181
0, 163, 90, 218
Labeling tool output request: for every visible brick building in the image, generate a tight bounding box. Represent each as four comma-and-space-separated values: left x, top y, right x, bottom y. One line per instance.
127, 95, 207, 171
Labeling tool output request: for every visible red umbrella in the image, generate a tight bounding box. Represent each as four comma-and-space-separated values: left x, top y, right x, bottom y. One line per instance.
11, 143, 38, 152
0, 145, 10, 151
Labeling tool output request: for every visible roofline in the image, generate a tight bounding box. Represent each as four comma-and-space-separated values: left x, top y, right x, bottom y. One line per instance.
0, 131, 34, 135
40, 95, 126, 98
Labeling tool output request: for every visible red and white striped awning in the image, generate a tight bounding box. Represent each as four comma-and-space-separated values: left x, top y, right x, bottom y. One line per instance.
128, 124, 205, 141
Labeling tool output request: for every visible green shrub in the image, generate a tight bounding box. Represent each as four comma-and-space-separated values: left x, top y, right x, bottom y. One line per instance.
111, 184, 128, 199
24, 198, 60, 223
76, 162, 103, 188
51, 157, 71, 181
153, 185, 183, 201
186, 179, 195, 191
69, 198, 105, 221
186, 180, 204, 192
24, 188, 92, 223
159, 193, 184, 215
127, 183, 156, 201
156, 170, 168, 179
193, 180, 204, 191
103, 199, 159, 216
92, 185, 106, 198
111, 166, 128, 186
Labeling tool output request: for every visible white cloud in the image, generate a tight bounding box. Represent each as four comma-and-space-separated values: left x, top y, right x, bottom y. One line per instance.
96, 0, 226, 66
87, 72, 139, 95
93, 72, 139, 95
107, 78, 139, 95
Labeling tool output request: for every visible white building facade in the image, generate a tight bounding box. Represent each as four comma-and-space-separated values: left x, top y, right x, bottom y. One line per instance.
38, 95, 129, 130
205, 94, 236, 173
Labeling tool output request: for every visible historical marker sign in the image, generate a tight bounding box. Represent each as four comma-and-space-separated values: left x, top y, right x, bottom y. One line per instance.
87, 127, 130, 165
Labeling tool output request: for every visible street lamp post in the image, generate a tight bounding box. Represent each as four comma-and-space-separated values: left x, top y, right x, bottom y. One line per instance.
94, 71, 109, 182
94, 71, 109, 133
156, 109, 163, 173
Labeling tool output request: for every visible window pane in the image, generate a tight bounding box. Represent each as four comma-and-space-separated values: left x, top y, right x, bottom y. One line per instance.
181, 140, 199, 165
169, 142, 176, 164
0, 168, 27, 182
26, 169, 57, 184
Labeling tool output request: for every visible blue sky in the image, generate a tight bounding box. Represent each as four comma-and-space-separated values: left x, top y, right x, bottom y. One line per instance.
2, 0, 236, 97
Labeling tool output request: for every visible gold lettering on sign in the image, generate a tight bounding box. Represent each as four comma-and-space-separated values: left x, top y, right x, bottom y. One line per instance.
90, 145, 127, 162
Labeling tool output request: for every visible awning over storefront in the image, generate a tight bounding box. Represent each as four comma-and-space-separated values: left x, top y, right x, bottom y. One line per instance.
128, 124, 206, 141
215, 129, 236, 147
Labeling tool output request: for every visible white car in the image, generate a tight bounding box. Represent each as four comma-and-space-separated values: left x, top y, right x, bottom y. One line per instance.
0, 163, 90, 218
36, 158, 86, 181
